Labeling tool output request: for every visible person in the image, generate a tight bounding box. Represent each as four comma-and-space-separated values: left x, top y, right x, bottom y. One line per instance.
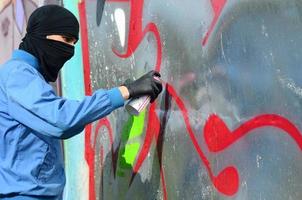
0, 5, 162, 200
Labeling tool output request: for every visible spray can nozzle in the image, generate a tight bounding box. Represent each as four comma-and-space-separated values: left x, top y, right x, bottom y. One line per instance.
125, 76, 161, 116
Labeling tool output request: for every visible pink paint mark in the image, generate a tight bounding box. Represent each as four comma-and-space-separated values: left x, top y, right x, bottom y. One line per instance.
79, 1, 92, 96
204, 114, 302, 152
15, 0, 24, 33
202, 0, 227, 46
108, 0, 162, 71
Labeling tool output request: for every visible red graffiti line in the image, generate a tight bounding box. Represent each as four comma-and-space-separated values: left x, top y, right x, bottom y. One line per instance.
166, 84, 302, 195
202, 0, 227, 46
204, 114, 302, 152
81, 0, 302, 198
165, 84, 239, 196
92, 118, 116, 200
79, 1, 95, 200
108, 0, 162, 71
85, 0, 237, 197
79, 0, 120, 199
107, 0, 167, 198
80, 0, 163, 198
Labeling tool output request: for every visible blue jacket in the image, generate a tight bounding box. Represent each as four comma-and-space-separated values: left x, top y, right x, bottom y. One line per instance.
0, 50, 124, 198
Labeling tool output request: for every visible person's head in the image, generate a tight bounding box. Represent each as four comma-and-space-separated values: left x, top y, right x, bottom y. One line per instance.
19, 5, 79, 82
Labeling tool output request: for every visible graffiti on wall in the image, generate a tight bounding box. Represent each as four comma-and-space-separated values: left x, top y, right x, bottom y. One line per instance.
77, 0, 302, 199
0, 0, 61, 65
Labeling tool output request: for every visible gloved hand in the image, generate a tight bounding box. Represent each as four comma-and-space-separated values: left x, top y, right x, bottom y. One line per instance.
123, 70, 163, 102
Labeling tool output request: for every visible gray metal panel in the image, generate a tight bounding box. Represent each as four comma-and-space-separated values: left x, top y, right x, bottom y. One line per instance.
85, 0, 302, 199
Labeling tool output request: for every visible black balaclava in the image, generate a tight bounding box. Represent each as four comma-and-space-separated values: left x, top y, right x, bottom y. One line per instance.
19, 5, 79, 82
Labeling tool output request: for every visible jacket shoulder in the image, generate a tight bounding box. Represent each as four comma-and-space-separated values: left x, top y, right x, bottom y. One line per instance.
0, 59, 40, 84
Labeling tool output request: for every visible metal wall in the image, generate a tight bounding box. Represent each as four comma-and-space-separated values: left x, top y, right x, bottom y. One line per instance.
79, 0, 302, 199
2, 0, 302, 200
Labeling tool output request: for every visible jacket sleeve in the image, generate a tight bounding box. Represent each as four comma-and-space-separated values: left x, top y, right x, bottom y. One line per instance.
5, 64, 125, 139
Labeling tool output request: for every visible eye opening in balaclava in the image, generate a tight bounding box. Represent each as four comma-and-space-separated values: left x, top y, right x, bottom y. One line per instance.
19, 5, 79, 82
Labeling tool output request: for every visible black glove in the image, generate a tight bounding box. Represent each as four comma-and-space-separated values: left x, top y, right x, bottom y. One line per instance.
123, 70, 163, 102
